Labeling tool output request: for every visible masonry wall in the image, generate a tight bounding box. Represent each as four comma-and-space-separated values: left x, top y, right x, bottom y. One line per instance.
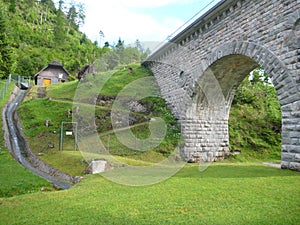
144, 0, 300, 170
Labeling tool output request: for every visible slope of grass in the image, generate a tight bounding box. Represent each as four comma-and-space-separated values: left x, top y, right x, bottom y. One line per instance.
0, 149, 52, 197
18, 98, 73, 137
0, 163, 299, 224
46, 64, 152, 100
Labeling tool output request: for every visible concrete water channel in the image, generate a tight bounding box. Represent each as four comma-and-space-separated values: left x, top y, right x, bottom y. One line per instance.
3, 88, 77, 189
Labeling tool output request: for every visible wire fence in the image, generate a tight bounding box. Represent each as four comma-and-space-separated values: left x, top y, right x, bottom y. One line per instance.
0, 74, 33, 100
0, 74, 12, 100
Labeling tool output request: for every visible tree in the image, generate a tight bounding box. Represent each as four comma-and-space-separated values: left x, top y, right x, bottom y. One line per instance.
115, 37, 124, 63
0, 0, 100, 77
66, 2, 85, 30
115, 37, 124, 50
0, 4, 14, 79
123, 47, 140, 64
104, 41, 110, 48
58, 0, 64, 11
104, 51, 119, 70
135, 39, 144, 53
77, 2, 85, 27
80, 33, 88, 45
67, 4, 78, 29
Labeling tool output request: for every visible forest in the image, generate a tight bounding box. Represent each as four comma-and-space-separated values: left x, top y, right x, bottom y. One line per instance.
0, 0, 147, 79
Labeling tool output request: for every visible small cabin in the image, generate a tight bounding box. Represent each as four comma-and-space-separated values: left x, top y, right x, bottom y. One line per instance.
34, 61, 70, 87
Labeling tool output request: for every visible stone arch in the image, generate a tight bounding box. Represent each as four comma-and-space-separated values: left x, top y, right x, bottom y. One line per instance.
183, 40, 299, 169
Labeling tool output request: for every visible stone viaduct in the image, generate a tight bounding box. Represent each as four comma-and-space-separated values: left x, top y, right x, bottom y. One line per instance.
143, 0, 300, 171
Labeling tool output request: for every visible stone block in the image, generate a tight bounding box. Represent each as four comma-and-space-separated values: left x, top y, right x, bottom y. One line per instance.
281, 152, 294, 161
85, 160, 112, 174
295, 154, 300, 162
281, 161, 289, 169
289, 162, 300, 171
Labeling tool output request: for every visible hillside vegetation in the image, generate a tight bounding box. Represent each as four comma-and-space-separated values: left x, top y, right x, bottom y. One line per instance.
0, 0, 99, 78
229, 69, 282, 161
17, 64, 181, 175
0, 0, 147, 79
15, 64, 282, 177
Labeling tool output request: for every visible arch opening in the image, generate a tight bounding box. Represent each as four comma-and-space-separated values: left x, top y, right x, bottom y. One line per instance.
183, 54, 282, 162
228, 67, 282, 161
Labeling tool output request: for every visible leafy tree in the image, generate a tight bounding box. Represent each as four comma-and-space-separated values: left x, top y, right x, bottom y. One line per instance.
66, 2, 85, 30
123, 47, 140, 64
229, 67, 281, 157
58, 0, 64, 11
250, 66, 269, 85
80, 33, 88, 45
102, 51, 119, 70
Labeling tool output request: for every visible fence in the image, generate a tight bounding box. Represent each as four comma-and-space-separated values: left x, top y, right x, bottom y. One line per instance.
0, 74, 33, 100
0, 74, 12, 100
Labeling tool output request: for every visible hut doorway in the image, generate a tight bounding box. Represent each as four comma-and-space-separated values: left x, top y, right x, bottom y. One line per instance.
43, 78, 51, 87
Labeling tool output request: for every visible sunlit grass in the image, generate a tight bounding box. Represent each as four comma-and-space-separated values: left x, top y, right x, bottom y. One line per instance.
0, 163, 299, 224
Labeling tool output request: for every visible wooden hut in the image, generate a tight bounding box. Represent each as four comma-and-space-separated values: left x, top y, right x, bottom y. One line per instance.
34, 61, 70, 87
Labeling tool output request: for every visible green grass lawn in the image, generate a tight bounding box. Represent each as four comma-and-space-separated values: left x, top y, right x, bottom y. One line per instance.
0, 149, 51, 197
0, 163, 299, 224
